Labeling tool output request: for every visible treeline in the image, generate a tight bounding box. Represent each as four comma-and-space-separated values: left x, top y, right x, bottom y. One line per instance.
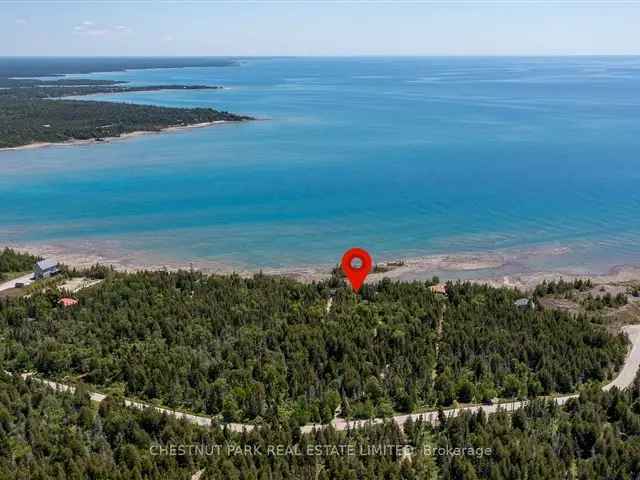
0, 248, 39, 280
581, 292, 628, 311
2, 369, 640, 479
533, 278, 593, 297
0, 57, 235, 84
0, 270, 627, 425
3, 84, 223, 101
0, 78, 126, 88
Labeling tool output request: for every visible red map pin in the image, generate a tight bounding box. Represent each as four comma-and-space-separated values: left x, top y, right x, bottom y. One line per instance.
341, 248, 373, 292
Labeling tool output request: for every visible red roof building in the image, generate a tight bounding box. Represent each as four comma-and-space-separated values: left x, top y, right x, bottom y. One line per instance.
58, 298, 78, 307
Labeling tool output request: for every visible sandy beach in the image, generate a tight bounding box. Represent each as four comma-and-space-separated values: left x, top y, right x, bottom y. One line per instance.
0, 120, 230, 152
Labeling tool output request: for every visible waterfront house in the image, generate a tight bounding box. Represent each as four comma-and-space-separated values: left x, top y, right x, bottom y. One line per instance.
34, 259, 59, 279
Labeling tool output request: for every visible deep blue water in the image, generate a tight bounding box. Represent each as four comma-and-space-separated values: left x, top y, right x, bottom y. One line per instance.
1, 57, 640, 271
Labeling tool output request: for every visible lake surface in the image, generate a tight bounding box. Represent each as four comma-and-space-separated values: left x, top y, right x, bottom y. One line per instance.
2, 57, 640, 273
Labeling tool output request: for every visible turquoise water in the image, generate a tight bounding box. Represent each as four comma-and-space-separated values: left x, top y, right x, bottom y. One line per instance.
2, 57, 640, 271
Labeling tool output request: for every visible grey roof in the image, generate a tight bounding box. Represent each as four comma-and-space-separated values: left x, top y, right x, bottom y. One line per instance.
514, 298, 530, 306
36, 259, 58, 270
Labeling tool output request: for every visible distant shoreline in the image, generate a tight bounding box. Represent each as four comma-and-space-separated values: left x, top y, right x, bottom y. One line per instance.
0, 76, 253, 151
0, 120, 236, 152
4, 242, 640, 291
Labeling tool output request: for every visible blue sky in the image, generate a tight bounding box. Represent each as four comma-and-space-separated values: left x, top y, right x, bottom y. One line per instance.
4, 1, 640, 56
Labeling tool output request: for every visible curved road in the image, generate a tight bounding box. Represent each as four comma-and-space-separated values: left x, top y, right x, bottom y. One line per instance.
302, 324, 640, 433
9, 325, 640, 434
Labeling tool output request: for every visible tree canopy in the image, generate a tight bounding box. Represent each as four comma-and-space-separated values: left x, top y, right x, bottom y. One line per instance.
0, 270, 627, 426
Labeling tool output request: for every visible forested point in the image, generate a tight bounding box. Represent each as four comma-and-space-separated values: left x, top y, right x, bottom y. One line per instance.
0, 57, 251, 148
0, 83, 252, 148
0, 268, 628, 426
1, 368, 639, 479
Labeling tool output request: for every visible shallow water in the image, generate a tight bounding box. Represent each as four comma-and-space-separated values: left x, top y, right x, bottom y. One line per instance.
1, 57, 640, 272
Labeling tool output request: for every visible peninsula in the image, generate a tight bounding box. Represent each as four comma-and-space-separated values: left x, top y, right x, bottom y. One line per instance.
0, 58, 252, 149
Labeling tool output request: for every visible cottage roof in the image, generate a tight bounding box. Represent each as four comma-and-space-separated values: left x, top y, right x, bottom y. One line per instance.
429, 284, 448, 295
36, 259, 57, 270
58, 298, 78, 307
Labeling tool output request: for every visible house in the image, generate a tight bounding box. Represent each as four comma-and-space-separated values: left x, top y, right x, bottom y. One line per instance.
429, 283, 448, 296
514, 298, 535, 310
58, 298, 78, 308
34, 259, 59, 279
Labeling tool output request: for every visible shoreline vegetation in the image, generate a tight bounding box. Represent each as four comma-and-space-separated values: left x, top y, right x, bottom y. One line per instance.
0, 58, 253, 149
4, 242, 640, 290
0, 119, 234, 152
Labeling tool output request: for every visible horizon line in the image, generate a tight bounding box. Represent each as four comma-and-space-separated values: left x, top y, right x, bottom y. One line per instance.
2, 53, 640, 58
